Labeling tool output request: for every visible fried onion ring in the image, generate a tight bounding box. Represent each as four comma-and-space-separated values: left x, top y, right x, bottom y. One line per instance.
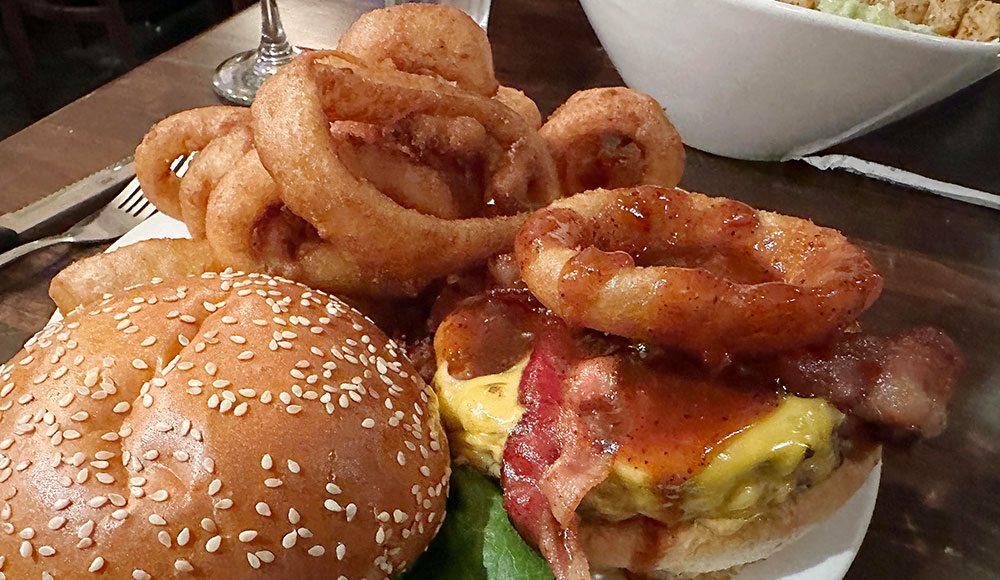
540, 87, 685, 195
177, 123, 254, 237
250, 50, 560, 296
514, 186, 883, 358
134, 106, 250, 219
204, 149, 386, 295
49, 238, 222, 313
495, 85, 542, 129
337, 3, 498, 96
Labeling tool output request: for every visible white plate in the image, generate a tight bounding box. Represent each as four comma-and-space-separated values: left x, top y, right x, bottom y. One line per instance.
69, 212, 883, 580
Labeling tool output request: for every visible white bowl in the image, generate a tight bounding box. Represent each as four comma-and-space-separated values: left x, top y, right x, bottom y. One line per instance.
580, 0, 1000, 160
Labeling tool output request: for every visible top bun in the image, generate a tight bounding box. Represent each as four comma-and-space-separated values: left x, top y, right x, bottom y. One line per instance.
0, 270, 449, 579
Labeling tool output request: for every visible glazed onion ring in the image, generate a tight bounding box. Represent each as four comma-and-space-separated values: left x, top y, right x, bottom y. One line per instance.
251, 50, 560, 295
337, 2, 498, 96
514, 186, 883, 357
539, 87, 685, 195
134, 106, 249, 219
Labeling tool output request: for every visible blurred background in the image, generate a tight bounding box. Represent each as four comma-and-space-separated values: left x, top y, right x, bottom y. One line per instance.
0, 0, 255, 140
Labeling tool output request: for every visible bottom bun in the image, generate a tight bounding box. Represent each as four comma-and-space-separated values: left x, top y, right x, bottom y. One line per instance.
581, 441, 881, 579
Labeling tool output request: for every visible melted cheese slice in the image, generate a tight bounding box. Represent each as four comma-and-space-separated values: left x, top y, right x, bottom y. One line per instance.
433, 357, 843, 521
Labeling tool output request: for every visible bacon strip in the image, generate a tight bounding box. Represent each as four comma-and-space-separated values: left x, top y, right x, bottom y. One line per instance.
773, 327, 963, 437
501, 332, 620, 580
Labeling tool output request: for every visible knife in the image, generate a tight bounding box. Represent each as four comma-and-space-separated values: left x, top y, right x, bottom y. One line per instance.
0, 156, 137, 254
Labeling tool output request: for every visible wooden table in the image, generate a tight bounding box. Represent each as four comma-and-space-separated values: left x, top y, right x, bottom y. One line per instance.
1, 1, 998, 579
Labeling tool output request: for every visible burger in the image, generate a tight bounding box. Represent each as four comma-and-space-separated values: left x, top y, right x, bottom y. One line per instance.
425, 186, 963, 580
0, 268, 450, 579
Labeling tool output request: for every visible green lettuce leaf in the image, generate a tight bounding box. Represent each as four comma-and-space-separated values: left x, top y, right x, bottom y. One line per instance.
398, 466, 554, 580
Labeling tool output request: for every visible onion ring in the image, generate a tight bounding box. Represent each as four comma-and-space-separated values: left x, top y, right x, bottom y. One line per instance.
514, 186, 883, 358
176, 123, 254, 237
204, 149, 383, 295
336, 2, 498, 96
495, 85, 542, 129
539, 87, 685, 195
331, 137, 464, 219
134, 106, 250, 219
49, 238, 222, 314
250, 50, 560, 295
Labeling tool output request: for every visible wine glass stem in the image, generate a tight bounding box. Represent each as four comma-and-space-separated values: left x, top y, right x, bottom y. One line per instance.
254, 0, 295, 76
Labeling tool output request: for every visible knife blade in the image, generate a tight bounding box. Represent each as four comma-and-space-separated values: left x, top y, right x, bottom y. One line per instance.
0, 156, 136, 253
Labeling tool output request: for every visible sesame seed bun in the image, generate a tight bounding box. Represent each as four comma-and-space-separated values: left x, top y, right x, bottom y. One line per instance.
0, 270, 450, 579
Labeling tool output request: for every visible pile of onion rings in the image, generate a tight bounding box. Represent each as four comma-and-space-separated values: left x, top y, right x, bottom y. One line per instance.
134, 4, 686, 298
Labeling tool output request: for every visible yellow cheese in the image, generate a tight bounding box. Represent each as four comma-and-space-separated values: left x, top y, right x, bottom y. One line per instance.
433, 358, 529, 478
433, 358, 843, 522
680, 396, 843, 520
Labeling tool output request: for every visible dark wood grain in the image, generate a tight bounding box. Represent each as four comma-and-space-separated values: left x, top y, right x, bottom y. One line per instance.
0, 1, 998, 579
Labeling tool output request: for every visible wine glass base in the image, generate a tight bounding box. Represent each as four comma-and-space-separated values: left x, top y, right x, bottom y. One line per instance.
212, 50, 264, 106
212, 46, 302, 106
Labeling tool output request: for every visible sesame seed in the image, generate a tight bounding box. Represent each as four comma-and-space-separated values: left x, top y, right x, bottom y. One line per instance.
131, 359, 148, 370
208, 479, 222, 495
133, 570, 151, 580
361, 418, 375, 429
264, 478, 282, 488
282, 530, 298, 549
239, 530, 258, 543
89, 556, 105, 572
326, 483, 342, 494
247, 552, 262, 569
256, 502, 271, 516
287, 460, 300, 473
149, 514, 167, 526
175, 559, 194, 572
205, 535, 222, 552
237, 351, 254, 361
78, 520, 95, 538
257, 550, 275, 563
38, 545, 56, 556
150, 490, 169, 502
158, 531, 171, 547
201, 518, 217, 533
288, 508, 300, 524
47, 516, 66, 530
261, 454, 273, 470
177, 527, 191, 546
308, 545, 325, 557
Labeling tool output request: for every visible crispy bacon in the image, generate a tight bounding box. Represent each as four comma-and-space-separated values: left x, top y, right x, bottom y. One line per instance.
771, 327, 963, 437
501, 332, 620, 580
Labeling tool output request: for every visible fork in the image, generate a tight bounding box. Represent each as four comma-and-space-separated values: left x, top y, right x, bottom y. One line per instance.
0, 180, 157, 269
0, 154, 194, 270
